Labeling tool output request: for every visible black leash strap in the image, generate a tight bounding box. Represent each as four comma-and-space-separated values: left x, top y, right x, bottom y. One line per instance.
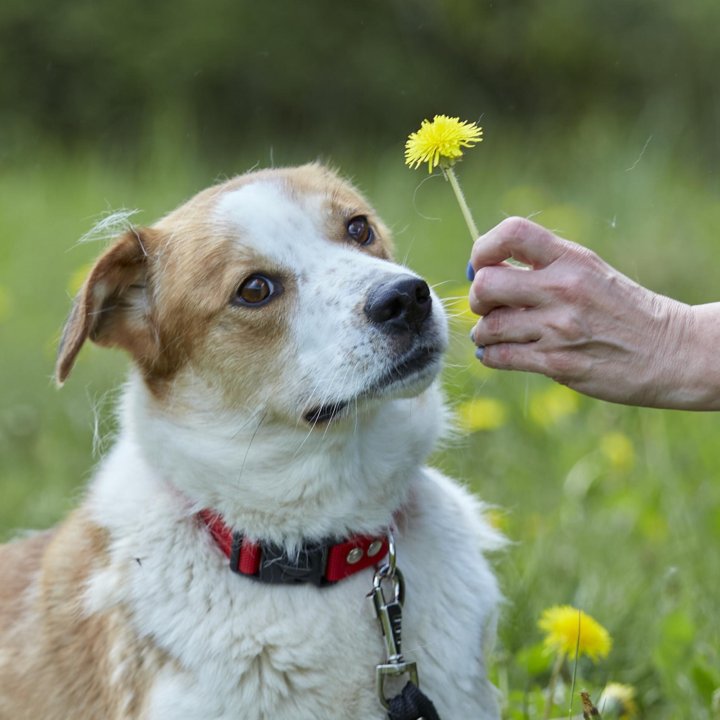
387, 681, 442, 720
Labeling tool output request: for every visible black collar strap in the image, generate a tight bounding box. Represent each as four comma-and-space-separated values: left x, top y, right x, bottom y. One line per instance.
199, 509, 389, 587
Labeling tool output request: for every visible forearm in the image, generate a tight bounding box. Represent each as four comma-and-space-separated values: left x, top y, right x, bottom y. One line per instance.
661, 302, 720, 410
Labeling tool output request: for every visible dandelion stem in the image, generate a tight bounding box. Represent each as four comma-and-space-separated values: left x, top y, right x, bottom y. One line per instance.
443, 165, 479, 241
543, 652, 565, 720
568, 611, 582, 718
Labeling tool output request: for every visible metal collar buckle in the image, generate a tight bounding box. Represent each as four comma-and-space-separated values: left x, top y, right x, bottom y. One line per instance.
231, 532, 328, 586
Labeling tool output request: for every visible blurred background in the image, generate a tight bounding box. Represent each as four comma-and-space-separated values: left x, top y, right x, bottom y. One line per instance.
1, 1, 719, 717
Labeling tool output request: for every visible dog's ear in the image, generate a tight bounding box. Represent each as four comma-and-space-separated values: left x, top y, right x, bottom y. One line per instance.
56, 228, 158, 386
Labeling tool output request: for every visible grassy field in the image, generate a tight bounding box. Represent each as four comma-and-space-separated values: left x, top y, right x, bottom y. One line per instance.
1, 125, 719, 718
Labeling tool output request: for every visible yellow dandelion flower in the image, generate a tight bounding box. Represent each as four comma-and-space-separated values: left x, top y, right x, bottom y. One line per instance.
538, 605, 612, 662
483, 508, 509, 532
599, 682, 638, 719
404, 115, 483, 173
404, 114, 483, 242
456, 397, 508, 432
529, 384, 579, 427
600, 431, 635, 471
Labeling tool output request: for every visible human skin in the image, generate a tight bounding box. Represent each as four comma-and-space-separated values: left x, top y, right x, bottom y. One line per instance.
467, 217, 720, 410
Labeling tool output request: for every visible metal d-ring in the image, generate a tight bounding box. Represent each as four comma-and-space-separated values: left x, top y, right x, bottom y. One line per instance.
386, 529, 397, 576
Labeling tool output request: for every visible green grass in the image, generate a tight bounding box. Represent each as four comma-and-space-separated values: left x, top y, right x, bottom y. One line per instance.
1, 126, 719, 718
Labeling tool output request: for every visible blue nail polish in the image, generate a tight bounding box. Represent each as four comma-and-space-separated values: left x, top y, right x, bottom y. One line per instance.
475, 346, 485, 362
466, 261, 475, 281
469, 328, 476, 343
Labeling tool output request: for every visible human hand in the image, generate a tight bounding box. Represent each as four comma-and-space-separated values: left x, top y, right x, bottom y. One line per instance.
467, 217, 698, 408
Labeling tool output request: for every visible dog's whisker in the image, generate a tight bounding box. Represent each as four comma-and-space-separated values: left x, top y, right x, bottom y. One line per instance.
440, 295, 470, 304
307, 363, 348, 439
294, 359, 358, 452
430, 280, 457, 290
445, 310, 473, 319
234, 410, 268, 488
230, 410, 267, 440
353, 395, 359, 436
320, 363, 356, 442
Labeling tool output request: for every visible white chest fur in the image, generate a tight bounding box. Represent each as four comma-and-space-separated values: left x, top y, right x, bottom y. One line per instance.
86, 443, 501, 720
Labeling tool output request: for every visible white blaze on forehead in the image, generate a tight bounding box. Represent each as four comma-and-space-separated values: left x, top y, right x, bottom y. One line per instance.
209, 174, 429, 411
211, 176, 400, 303
213, 180, 328, 264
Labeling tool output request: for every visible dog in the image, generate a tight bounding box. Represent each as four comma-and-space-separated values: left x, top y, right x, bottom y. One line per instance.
0, 163, 502, 719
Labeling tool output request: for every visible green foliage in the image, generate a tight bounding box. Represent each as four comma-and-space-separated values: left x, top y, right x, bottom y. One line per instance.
1, 0, 719, 163
1, 124, 719, 718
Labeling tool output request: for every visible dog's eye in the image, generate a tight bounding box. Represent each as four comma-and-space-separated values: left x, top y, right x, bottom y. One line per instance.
232, 275, 280, 307
346, 215, 375, 246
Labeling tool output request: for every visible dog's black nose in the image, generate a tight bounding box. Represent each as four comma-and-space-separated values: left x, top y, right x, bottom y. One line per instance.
364, 275, 432, 334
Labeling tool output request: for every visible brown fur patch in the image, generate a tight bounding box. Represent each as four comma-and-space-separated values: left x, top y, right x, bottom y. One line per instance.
57, 163, 395, 406
0, 512, 168, 719
0, 530, 54, 634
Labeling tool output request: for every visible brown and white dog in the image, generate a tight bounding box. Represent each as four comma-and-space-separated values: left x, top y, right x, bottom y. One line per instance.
0, 164, 502, 719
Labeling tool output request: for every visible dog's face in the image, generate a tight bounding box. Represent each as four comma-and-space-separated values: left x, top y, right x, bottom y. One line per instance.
57, 164, 448, 430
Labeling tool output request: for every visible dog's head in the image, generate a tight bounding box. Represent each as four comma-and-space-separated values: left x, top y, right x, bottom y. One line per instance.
57, 164, 448, 430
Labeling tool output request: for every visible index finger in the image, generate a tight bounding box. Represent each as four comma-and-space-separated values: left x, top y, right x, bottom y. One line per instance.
470, 217, 571, 271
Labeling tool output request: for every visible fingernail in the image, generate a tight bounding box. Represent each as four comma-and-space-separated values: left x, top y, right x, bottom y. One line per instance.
469, 327, 476, 343
466, 261, 475, 281
475, 346, 485, 361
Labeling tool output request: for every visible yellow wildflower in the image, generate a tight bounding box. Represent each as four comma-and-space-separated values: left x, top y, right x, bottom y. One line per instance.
404, 114, 483, 242
538, 605, 612, 662
405, 115, 483, 173
529, 384, 579, 427
483, 508, 509, 532
599, 683, 638, 719
456, 397, 508, 432
600, 431, 635, 471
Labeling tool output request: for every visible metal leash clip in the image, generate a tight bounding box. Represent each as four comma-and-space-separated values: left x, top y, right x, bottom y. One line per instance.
369, 532, 419, 709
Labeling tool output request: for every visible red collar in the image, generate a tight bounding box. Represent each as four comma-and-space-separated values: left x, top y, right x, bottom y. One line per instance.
198, 509, 389, 587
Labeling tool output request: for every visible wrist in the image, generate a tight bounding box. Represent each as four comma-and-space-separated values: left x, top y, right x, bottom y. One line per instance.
649, 300, 720, 410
